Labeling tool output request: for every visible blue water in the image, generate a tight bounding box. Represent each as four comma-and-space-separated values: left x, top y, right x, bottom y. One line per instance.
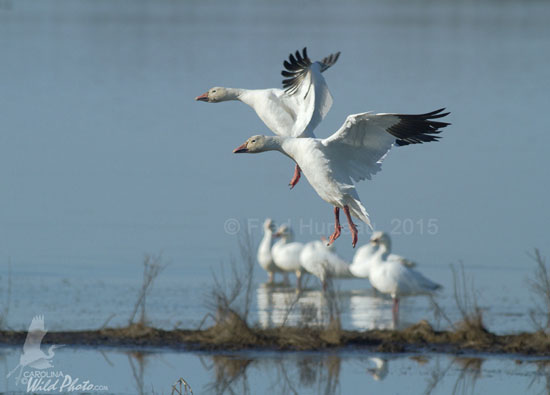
1, 346, 550, 395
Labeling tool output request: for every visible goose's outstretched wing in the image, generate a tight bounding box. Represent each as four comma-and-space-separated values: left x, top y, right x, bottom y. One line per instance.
277, 47, 341, 138
281, 48, 340, 94
322, 109, 450, 182
23, 315, 47, 354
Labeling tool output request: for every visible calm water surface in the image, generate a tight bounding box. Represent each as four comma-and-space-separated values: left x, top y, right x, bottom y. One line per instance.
2, 346, 550, 394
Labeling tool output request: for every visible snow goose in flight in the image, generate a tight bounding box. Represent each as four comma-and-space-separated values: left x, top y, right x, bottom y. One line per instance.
365, 231, 442, 325
196, 47, 340, 188
271, 224, 305, 290
233, 108, 450, 247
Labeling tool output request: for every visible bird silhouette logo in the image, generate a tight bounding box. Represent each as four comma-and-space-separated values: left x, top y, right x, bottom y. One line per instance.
7, 315, 63, 385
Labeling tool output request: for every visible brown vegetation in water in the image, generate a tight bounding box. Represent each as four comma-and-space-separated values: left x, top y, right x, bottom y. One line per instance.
2, 320, 550, 355
3, 245, 550, 357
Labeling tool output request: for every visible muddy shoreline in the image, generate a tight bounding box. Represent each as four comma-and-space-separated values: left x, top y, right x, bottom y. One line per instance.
2, 319, 550, 356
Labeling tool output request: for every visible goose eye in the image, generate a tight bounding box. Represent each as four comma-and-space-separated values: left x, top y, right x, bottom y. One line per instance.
251, 139, 256, 143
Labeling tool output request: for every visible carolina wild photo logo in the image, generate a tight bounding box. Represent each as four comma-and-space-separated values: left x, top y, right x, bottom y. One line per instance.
7, 315, 108, 393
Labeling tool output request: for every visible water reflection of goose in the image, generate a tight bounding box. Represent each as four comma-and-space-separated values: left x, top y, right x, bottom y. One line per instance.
300, 240, 354, 289
367, 357, 389, 381
7, 315, 63, 384
352, 232, 441, 324
272, 224, 305, 289
349, 291, 395, 330
257, 285, 332, 328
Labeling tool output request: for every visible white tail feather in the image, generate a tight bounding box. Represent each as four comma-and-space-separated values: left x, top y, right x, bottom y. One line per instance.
346, 197, 372, 230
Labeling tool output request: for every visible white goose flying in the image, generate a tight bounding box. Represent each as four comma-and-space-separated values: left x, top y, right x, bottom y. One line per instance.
196, 47, 340, 188
233, 109, 450, 247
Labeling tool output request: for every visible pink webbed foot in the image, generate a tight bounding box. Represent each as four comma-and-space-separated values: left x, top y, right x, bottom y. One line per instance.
289, 165, 301, 189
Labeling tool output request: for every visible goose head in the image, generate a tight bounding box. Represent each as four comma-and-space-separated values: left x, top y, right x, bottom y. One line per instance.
370, 231, 391, 252
263, 218, 276, 233
274, 224, 293, 241
195, 87, 235, 103
321, 236, 335, 251
233, 135, 274, 153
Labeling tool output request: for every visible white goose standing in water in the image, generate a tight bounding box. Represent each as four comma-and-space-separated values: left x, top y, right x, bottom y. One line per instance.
300, 239, 353, 290
234, 109, 450, 247
196, 47, 340, 188
363, 232, 442, 325
257, 218, 287, 284
350, 239, 416, 279
271, 224, 305, 289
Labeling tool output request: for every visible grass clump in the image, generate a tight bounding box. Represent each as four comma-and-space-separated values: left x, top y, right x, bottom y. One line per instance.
528, 249, 550, 333
0, 259, 12, 329
450, 263, 488, 338
125, 253, 167, 332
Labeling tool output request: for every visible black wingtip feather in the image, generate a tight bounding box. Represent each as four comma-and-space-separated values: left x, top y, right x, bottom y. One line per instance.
281, 47, 341, 93
389, 109, 451, 146
281, 47, 313, 93
320, 51, 341, 72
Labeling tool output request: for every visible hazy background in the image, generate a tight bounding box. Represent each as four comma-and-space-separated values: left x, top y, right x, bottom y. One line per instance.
0, 0, 548, 330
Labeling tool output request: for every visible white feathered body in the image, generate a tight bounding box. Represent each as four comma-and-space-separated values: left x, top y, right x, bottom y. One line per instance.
368, 251, 441, 299
272, 238, 304, 272
350, 244, 416, 279
349, 243, 380, 278
300, 240, 353, 282
257, 227, 281, 273
238, 62, 332, 139
280, 138, 371, 225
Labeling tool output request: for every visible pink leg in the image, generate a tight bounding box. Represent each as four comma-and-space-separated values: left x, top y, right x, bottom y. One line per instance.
343, 205, 358, 248
392, 298, 400, 326
289, 165, 301, 189
327, 207, 342, 246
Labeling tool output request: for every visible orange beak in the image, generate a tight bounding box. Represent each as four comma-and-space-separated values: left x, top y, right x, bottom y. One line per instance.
233, 142, 249, 153
195, 92, 209, 102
